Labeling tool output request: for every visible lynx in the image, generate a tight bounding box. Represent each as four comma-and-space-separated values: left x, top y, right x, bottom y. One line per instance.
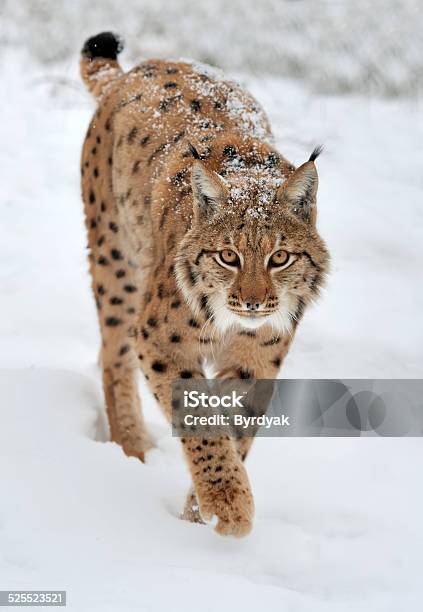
80, 32, 330, 537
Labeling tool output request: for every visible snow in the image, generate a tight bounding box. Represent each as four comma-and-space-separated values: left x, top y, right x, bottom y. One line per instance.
2, 0, 422, 97
1, 48, 423, 611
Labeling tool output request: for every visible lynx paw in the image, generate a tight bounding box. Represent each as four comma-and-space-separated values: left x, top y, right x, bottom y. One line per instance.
180, 490, 205, 524
121, 433, 155, 463
198, 476, 254, 537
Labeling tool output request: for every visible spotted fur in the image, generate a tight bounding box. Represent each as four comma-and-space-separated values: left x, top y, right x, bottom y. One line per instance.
80, 32, 330, 537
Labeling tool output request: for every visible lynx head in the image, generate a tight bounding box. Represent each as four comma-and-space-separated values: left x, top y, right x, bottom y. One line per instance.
175, 145, 330, 335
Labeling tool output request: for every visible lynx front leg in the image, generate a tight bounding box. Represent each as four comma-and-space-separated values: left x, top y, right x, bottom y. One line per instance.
182, 337, 281, 528
186, 436, 254, 537
143, 354, 254, 537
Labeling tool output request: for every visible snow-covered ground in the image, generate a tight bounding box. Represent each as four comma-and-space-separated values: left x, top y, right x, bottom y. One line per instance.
1, 48, 423, 611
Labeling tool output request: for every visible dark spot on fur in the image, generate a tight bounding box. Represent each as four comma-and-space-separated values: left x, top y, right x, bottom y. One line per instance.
238, 330, 256, 338
293, 296, 306, 324
109, 221, 119, 233
127, 127, 138, 143
111, 248, 123, 261
186, 262, 197, 286
110, 296, 123, 305
148, 142, 166, 165
172, 169, 188, 186
239, 368, 253, 379
158, 94, 182, 112
152, 361, 167, 373
170, 334, 181, 343
262, 336, 281, 347
180, 370, 192, 378
123, 285, 137, 293
98, 255, 109, 266
147, 317, 157, 327
89, 190, 95, 204
119, 344, 130, 356
188, 318, 200, 329
132, 160, 141, 174
187, 142, 200, 159
199, 294, 213, 320
190, 99, 201, 112
159, 206, 169, 229
223, 145, 237, 158
105, 316, 122, 327
115, 269, 126, 278
266, 152, 280, 167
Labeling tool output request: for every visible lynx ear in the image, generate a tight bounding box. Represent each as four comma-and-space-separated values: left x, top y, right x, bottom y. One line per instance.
191, 161, 227, 220
277, 159, 319, 224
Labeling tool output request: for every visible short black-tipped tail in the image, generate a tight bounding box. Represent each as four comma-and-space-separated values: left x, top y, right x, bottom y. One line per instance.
80, 32, 124, 100
82, 32, 124, 60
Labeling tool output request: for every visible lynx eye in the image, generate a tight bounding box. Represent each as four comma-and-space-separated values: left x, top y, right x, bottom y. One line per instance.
218, 249, 240, 267
269, 250, 290, 268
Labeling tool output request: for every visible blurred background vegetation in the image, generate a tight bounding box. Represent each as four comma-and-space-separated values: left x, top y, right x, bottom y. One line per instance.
1, 0, 422, 97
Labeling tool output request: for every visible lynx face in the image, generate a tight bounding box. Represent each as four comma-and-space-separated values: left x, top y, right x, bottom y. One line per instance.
176, 159, 330, 335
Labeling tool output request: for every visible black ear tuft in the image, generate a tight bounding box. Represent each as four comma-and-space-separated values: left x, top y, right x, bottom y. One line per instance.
187, 142, 201, 160
82, 32, 124, 60
309, 145, 324, 162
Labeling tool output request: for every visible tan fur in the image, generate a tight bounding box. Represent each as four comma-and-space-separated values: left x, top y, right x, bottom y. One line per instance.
80, 47, 329, 537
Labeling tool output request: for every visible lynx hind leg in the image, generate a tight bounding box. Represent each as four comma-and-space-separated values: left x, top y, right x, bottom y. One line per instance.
103, 359, 149, 456
82, 174, 152, 461
96, 257, 155, 460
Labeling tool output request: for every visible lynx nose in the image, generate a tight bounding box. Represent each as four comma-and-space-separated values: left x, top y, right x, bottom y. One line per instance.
245, 298, 261, 311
